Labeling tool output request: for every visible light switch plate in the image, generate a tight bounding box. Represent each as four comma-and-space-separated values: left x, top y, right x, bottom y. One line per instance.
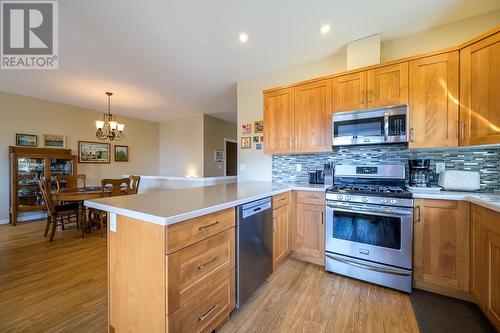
296, 164, 302, 172
110, 213, 117, 232
239, 164, 246, 171
436, 162, 446, 174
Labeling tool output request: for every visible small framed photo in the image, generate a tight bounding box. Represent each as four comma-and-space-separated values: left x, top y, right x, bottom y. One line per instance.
214, 150, 224, 162
43, 134, 66, 148
241, 137, 251, 149
78, 141, 110, 164
242, 123, 251, 134
114, 145, 129, 162
254, 120, 264, 133
252, 136, 260, 143
16, 133, 37, 147
259, 136, 264, 142
256, 143, 263, 150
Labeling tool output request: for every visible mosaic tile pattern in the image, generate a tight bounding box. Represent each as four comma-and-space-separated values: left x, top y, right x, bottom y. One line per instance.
272, 144, 500, 192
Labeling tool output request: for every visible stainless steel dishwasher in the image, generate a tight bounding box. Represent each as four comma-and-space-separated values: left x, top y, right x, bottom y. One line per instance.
236, 197, 273, 309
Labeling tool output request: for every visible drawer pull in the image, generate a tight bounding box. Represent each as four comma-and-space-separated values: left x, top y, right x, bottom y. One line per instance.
198, 221, 219, 232
197, 256, 218, 270
279, 197, 287, 201
198, 304, 219, 321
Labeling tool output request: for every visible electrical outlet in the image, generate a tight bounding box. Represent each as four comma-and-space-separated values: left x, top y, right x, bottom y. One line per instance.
436, 162, 446, 174
239, 164, 246, 171
296, 164, 302, 172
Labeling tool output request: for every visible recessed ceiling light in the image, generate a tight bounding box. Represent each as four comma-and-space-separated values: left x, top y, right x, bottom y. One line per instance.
239, 32, 249, 43
320, 24, 331, 35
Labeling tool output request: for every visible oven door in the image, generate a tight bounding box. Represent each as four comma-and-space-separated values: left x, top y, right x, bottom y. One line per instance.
325, 201, 413, 269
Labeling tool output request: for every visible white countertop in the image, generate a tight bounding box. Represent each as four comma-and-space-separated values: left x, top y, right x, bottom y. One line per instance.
84, 181, 326, 226
84, 181, 500, 226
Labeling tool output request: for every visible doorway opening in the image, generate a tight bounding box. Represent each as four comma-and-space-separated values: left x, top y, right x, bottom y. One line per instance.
224, 139, 237, 176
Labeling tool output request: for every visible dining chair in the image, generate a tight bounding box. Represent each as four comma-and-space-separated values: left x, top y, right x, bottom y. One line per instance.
55, 174, 87, 192
128, 175, 141, 194
87, 178, 131, 237
38, 178, 80, 241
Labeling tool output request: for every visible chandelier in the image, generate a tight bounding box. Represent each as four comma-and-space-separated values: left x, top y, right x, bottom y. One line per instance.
95, 92, 125, 141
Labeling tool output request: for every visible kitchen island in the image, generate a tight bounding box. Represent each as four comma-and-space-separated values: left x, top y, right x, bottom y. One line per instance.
85, 181, 500, 332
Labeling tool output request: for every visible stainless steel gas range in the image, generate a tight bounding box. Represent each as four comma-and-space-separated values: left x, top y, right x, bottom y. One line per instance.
325, 164, 414, 292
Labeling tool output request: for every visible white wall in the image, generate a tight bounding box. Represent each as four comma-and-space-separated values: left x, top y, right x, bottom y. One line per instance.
237, 11, 500, 182
203, 115, 237, 177
159, 115, 204, 177
0, 91, 159, 222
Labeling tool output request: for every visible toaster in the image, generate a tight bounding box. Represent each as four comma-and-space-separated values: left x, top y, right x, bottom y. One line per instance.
438, 170, 481, 191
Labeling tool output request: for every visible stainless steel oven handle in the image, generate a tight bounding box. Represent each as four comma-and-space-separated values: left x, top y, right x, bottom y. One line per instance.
326, 253, 411, 276
326, 203, 413, 218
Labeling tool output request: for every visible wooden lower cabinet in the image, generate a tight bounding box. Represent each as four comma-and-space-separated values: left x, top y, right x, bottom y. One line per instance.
471, 204, 500, 331
413, 199, 470, 300
272, 202, 291, 270
109, 210, 236, 333
292, 192, 325, 266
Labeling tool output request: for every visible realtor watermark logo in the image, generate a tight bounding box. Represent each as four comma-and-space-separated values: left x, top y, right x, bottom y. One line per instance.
1, 0, 58, 69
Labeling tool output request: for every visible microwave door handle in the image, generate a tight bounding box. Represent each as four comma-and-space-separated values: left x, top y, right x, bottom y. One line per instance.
327, 204, 412, 218
384, 112, 389, 141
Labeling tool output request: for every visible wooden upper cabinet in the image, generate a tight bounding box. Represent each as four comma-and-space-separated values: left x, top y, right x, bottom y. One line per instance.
413, 199, 470, 298
293, 79, 332, 153
263, 88, 294, 154
409, 52, 459, 148
459, 32, 500, 146
332, 72, 367, 112
367, 62, 408, 108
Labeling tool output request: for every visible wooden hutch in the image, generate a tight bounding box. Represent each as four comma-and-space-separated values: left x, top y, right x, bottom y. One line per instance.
9, 146, 77, 225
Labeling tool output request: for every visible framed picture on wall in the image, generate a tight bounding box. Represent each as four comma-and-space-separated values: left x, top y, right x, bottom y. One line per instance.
242, 123, 251, 134
254, 120, 263, 133
43, 134, 66, 148
214, 150, 224, 162
114, 145, 129, 162
16, 133, 37, 147
241, 137, 251, 149
78, 141, 110, 164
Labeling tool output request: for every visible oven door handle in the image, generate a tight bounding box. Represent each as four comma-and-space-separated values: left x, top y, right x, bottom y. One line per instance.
326, 204, 413, 218
326, 253, 411, 276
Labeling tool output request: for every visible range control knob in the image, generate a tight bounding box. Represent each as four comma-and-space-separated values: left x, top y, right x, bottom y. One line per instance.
361, 197, 368, 203
390, 199, 398, 205
337, 194, 343, 200
380, 198, 387, 204
344, 195, 352, 201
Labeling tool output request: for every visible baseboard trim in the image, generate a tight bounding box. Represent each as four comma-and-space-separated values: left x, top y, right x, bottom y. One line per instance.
0, 219, 9, 225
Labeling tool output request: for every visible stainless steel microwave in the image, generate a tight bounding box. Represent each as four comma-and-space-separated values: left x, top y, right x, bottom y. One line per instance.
332, 104, 409, 146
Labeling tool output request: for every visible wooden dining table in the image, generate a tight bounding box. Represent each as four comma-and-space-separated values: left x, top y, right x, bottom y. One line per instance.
51, 187, 111, 201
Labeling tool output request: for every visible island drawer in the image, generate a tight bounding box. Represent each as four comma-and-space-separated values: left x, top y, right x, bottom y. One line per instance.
296, 191, 324, 206
273, 192, 290, 209
166, 208, 235, 254
167, 228, 235, 314
169, 269, 235, 333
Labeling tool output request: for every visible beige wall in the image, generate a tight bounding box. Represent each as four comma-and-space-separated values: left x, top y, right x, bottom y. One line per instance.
237, 11, 500, 182
159, 115, 204, 177
0, 91, 159, 222
203, 115, 236, 177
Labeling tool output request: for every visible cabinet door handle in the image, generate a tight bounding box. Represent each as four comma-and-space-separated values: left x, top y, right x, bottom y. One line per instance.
414, 206, 421, 223
198, 221, 219, 232
197, 256, 219, 270
460, 123, 466, 141
321, 211, 324, 225
410, 128, 415, 142
198, 304, 219, 321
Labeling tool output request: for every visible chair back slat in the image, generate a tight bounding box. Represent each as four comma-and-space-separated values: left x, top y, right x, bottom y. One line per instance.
38, 178, 55, 216
101, 178, 131, 197
129, 175, 141, 194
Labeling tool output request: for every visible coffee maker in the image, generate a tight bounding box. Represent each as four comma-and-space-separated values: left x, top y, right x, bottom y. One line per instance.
408, 159, 431, 187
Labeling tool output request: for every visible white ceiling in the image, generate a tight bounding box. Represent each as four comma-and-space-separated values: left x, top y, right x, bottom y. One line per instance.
1, 0, 499, 124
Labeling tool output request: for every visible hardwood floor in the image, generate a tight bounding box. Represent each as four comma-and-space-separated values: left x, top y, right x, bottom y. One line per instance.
0, 221, 419, 333
0, 220, 107, 333
220, 258, 419, 333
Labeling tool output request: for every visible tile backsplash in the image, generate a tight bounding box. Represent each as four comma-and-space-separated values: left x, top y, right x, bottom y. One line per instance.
272, 144, 500, 192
